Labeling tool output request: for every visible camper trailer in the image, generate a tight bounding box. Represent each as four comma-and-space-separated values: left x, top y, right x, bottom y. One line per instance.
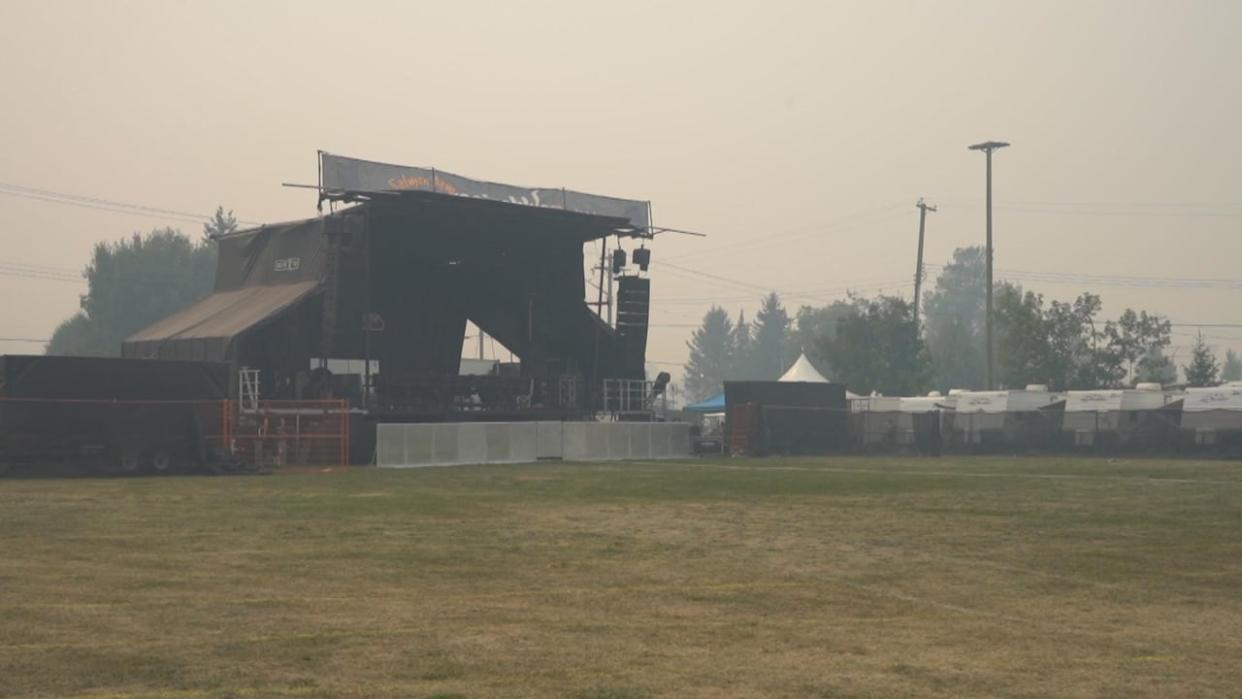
1180, 385, 1242, 448
1062, 385, 1171, 449
946, 387, 1060, 450
849, 396, 904, 448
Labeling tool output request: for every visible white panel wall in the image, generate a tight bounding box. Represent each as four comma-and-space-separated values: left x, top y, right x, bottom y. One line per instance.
535, 421, 564, 459
377, 421, 691, 468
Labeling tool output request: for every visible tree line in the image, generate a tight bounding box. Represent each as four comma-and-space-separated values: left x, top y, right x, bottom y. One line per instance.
683, 246, 1241, 401
45, 208, 237, 356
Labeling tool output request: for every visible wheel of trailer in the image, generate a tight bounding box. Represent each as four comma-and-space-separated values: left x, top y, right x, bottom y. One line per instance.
150, 451, 174, 475
119, 451, 142, 475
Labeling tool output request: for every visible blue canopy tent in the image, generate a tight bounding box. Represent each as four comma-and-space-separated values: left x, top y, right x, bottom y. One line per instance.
685, 392, 725, 413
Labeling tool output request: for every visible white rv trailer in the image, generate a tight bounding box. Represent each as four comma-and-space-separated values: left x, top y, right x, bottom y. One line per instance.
899, 395, 946, 413
850, 394, 950, 448
1062, 386, 1168, 447
1181, 385, 1242, 445
849, 396, 905, 446
947, 388, 1061, 447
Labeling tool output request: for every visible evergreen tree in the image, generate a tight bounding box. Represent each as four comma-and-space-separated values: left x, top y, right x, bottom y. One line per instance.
683, 306, 735, 401
751, 292, 790, 379
1222, 349, 1242, 382
731, 309, 755, 379
1183, 333, 1220, 387
203, 206, 239, 240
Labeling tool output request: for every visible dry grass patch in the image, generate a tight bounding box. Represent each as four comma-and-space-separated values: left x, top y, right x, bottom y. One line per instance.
1, 456, 1241, 697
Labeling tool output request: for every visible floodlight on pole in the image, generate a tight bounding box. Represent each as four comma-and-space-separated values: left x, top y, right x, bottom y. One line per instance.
968, 140, 1009, 390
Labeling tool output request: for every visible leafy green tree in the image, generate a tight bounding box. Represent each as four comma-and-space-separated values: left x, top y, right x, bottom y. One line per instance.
1135, 346, 1177, 385
922, 247, 986, 390
1046, 292, 1126, 389
1183, 333, 1220, 387
43, 313, 103, 357
784, 301, 852, 376
993, 287, 1139, 390
47, 226, 217, 357
1222, 349, 1242, 382
994, 282, 1054, 389
819, 295, 929, 396
683, 306, 735, 401
750, 292, 790, 379
1106, 309, 1172, 383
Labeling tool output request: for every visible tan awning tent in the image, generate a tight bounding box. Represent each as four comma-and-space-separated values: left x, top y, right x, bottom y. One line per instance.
124, 282, 319, 362
123, 217, 327, 362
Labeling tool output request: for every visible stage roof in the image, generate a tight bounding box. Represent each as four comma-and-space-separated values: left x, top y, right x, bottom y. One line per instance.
318, 152, 650, 231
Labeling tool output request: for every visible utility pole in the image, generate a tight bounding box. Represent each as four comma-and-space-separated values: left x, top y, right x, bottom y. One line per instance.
968, 140, 1009, 390
913, 198, 936, 333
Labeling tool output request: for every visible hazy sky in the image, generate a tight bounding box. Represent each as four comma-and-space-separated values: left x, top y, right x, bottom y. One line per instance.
1, 0, 1240, 379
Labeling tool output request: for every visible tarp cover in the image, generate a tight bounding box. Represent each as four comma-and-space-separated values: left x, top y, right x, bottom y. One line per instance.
124, 218, 326, 361
685, 392, 725, 413
320, 152, 650, 228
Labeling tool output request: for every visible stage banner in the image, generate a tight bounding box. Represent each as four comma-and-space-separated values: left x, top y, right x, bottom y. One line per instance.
319, 152, 649, 228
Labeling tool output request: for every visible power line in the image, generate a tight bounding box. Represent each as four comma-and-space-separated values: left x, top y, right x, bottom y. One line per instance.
926, 264, 1242, 290
0, 258, 80, 275
995, 198, 1242, 209
0, 181, 261, 226
662, 203, 911, 263
657, 271, 917, 303
0, 267, 83, 284
0, 263, 211, 287
941, 197, 1242, 217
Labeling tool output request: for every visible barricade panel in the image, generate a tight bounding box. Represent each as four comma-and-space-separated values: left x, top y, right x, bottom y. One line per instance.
230, 400, 349, 468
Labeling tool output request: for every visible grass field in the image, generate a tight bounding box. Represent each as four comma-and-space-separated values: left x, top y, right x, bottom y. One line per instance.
3, 456, 1242, 698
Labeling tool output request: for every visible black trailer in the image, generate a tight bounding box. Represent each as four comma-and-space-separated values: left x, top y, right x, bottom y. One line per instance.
0, 356, 231, 476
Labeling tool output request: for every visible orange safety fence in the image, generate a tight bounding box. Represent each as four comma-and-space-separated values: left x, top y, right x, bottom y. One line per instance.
230, 400, 350, 468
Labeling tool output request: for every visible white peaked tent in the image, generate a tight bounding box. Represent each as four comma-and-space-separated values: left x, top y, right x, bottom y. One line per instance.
780, 353, 859, 398
779, 353, 829, 383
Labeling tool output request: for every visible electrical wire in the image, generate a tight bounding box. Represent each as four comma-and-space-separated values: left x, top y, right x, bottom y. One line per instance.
940, 197, 1242, 218
662, 202, 911, 263
925, 263, 1242, 291
0, 181, 261, 225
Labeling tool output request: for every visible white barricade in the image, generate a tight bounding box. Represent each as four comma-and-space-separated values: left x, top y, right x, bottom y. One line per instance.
377, 421, 691, 467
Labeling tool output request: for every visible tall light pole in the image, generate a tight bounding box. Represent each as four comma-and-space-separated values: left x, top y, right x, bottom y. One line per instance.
968, 140, 1009, 390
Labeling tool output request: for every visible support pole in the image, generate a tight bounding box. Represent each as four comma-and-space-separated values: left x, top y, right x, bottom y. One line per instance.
968, 140, 1009, 390
985, 149, 994, 390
